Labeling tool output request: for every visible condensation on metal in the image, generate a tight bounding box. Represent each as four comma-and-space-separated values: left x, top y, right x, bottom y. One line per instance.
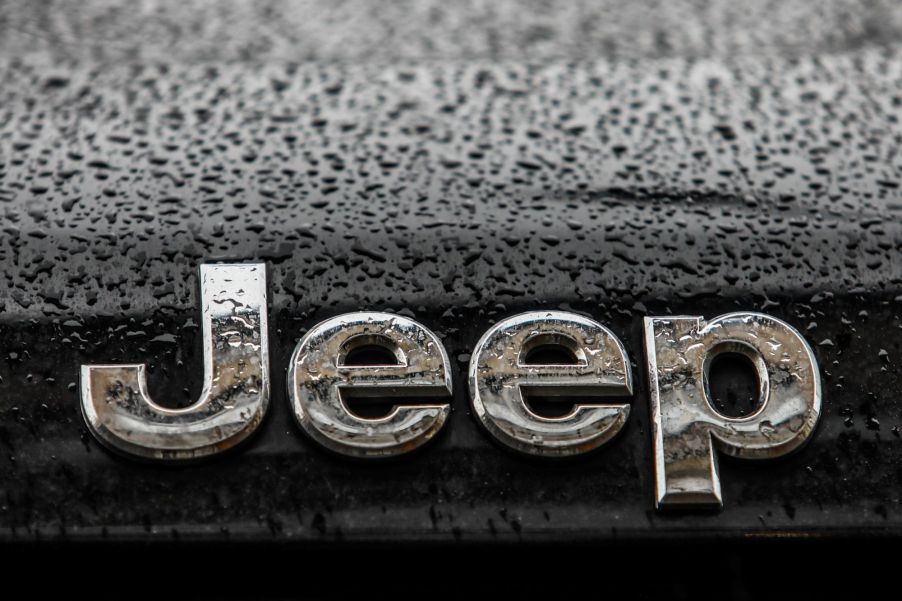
288, 312, 452, 458
80, 263, 270, 460
644, 312, 822, 508
469, 311, 633, 457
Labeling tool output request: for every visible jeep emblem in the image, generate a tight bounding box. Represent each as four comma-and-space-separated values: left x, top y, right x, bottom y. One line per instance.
80, 263, 822, 509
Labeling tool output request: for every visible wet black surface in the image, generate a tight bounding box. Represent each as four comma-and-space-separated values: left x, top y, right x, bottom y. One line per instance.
1, 0, 901, 553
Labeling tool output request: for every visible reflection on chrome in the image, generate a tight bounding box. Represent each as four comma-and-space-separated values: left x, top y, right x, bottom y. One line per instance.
80, 263, 270, 460
288, 312, 452, 458
644, 312, 821, 508
469, 311, 633, 457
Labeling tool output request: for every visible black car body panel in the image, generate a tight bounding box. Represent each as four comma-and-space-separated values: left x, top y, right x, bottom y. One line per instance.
1, 1, 902, 582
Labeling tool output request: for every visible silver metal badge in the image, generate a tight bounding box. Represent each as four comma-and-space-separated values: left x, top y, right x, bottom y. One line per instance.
80, 263, 270, 461
288, 312, 452, 458
469, 311, 633, 457
644, 312, 821, 508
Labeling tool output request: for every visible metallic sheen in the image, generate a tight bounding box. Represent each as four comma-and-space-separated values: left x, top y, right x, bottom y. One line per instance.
288, 312, 452, 458
469, 311, 633, 457
644, 312, 822, 508
80, 263, 270, 461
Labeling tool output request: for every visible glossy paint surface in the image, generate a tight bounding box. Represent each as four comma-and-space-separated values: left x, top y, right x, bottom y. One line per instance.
1, 0, 901, 543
